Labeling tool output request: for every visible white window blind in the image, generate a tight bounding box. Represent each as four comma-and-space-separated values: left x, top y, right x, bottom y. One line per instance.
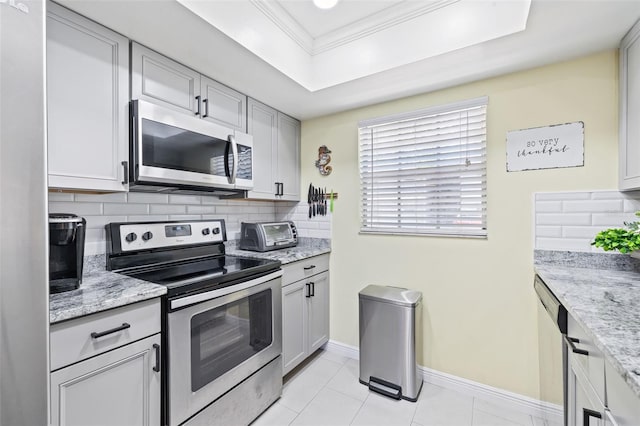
358, 97, 487, 238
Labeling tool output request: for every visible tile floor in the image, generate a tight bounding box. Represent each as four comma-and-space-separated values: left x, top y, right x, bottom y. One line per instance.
252, 349, 560, 426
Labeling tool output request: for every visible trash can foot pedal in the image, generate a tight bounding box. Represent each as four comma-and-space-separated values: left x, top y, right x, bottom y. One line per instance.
369, 376, 401, 400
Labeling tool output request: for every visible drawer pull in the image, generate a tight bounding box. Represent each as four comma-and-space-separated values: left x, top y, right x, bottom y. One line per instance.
153, 343, 160, 372
303, 265, 316, 270
565, 335, 589, 356
583, 408, 601, 426
90, 323, 131, 339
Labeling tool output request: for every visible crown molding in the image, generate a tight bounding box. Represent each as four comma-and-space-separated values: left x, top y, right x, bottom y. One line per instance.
252, 0, 461, 57
250, 0, 314, 55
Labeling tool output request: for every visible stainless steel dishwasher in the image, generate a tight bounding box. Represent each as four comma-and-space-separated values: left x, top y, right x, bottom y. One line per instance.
534, 274, 568, 426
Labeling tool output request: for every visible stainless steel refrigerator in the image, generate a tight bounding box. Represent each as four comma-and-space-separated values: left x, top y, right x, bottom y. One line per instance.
0, 1, 49, 425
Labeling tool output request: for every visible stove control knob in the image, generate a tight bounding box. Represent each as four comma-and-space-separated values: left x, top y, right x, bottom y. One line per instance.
202, 228, 210, 236
212, 227, 220, 235
142, 231, 153, 241
125, 232, 137, 243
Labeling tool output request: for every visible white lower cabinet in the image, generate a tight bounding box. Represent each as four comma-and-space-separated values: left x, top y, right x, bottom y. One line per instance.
567, 350, 605, 426
50, 300, 161, 426
50, 334, 161, 426
282, 255, 330, 375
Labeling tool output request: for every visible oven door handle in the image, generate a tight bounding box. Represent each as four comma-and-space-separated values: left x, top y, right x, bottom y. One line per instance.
170, 270, 283, 310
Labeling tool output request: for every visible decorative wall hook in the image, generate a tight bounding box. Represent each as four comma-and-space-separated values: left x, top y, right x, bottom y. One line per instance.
315, 145, 332, 176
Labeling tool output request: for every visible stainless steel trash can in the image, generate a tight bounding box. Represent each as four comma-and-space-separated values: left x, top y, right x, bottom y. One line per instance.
359, 285, 423, 402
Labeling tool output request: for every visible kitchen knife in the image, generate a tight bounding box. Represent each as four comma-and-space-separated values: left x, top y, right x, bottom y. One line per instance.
313, 188, 317, 216
320, 188, 324, 215
324, 187, 328, 215
308, 184, 313, 218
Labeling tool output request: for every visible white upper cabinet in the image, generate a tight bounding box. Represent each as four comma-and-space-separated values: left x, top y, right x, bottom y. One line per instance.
620, 19, 640, 190
201, 76, 247, 131
247, 98, 300, 201
47, 2, 129, 192
131, 43, 247, 132
131, 42, 200, 116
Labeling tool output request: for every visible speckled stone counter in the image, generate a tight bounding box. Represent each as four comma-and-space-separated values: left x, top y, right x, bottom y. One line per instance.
225, 237, 330, 264
50, 255, 166, 324
534, 250, 640, 399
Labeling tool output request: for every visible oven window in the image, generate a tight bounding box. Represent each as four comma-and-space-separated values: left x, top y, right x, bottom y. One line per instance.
190, 289, 272, 392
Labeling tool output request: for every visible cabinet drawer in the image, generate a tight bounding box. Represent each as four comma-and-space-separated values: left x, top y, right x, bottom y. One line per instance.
567, 314, 605, 403
282, 254, 329, 287
50, 298, 161, 371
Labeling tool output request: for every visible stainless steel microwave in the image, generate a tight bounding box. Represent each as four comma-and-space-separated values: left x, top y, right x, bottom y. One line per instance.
128, 100, 253, 194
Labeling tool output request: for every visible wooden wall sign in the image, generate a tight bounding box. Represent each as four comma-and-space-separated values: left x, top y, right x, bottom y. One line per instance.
506, 121, 584, 172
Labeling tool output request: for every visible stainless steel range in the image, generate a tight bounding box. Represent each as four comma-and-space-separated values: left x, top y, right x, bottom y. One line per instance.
105, 219, 282, 426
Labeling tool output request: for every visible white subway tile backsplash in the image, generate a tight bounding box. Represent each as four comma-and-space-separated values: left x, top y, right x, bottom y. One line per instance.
562, 200, 623, 213
561, 226, 603, 239
535, 192, 590, 201
623, 199, 640, 213
149, 204, 186, 215
168, 194, 202, 205
74, 193, 127, 203
50, 201, 103, 215
534, 190, 640, 252
536, 237, 592, 252
591, 213, 638, 226
186, 205, 216, 214
536, 226, 562, 238
48, 193, 331, 254
48, 192, 75, 202
127, 193, 169, 204
536, 213, 591, 226
104, 203, 148, 215
535, 201, 562, 213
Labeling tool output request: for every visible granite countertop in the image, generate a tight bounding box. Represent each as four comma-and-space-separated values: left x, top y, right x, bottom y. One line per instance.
534, 250, 640, 399
50, 238, 329, 324
225, 237, 331, 264
50, 255, 167, 324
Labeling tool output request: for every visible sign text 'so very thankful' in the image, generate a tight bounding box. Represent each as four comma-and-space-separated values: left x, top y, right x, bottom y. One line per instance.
506, 122, 584, 172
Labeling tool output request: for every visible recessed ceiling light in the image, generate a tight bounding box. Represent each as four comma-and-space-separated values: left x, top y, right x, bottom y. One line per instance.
313, 0, 339, 10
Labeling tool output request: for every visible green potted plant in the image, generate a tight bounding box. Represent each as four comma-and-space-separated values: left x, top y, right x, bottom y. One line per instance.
592, 211, 640, 254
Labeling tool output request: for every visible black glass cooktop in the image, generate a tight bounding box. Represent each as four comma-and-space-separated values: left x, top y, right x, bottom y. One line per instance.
121, 255, 280, 297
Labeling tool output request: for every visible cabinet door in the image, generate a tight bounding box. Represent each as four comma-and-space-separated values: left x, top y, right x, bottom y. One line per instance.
605, 360, 640, 426
131, 42, 200, 116
276, 112, 301, 201
307, 271, 330, 354
282, 280, 307, 376
620, 19, 640, 190
246, 98, 279, 200
47, 3, 129, 192
201, 76, 247, 131
567, 353, 604, 426
50, 334, 161, 426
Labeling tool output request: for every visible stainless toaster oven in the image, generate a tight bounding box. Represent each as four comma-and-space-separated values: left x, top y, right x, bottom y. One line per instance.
239, 221, 298, 252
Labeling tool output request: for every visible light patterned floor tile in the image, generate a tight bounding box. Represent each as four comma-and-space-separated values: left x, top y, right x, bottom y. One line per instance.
473, 398, 533, 426
252, 401, 298, 426
472, 410, 531, 426
413, 384, 473, 426
290, 387, 363, 426
280, 357, 343, 412
350, 391, 418, 426
326, 359, 370, 402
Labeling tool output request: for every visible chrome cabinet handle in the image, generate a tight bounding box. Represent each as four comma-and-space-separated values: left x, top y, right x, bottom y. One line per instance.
152, 343, 160, 372
565, 335, 589, 356
91, 323, 130, 339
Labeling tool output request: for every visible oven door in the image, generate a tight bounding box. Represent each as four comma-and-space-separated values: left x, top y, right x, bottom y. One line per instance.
132, 99, 253, 190
167, 270, 282, 426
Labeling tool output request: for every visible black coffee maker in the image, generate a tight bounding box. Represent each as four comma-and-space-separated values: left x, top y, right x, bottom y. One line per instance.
49, 213, 86, 294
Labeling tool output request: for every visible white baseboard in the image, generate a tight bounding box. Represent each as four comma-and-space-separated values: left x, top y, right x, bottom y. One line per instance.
323, 339, 563, 424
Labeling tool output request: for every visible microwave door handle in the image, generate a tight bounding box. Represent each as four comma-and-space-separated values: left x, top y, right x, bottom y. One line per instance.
228, 135, 238, 184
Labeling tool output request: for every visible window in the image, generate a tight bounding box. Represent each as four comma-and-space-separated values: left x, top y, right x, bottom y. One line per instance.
358, 97, 487, 238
